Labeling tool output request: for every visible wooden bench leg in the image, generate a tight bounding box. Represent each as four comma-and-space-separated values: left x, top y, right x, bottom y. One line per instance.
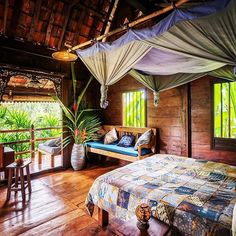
51, 155, 55, 168
98, 208, 109, 227
38, 151, 42, 164
6, 169, 13, 201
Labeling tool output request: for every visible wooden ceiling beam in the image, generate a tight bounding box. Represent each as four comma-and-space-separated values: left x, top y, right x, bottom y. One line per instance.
45, 1, 58, 46
57, 0, 80, 50
70, 0, 190, 50
8, 0, 23, 37
3, 0, 9, 35
126, 0, 151, 14
71, 8, 86, 46
74, 3, 106, 20
28, 0, 42, 42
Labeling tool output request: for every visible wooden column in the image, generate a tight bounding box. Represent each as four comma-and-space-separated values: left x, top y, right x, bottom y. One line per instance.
62, 77, 72, 168
30, 124, 35, 160
187, 83, 192, 157
0, 144, 3, 168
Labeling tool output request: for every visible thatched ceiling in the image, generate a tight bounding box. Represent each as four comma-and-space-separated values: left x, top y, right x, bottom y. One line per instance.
0, 0, 206, 51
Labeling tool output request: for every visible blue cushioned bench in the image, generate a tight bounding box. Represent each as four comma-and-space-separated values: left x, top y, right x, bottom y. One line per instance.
86, 126, 159, 162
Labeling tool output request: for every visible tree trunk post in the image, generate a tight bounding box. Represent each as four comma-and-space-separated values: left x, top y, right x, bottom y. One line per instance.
30, 124, 35, 160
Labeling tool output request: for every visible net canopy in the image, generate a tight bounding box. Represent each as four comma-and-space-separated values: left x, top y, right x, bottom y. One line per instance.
76, 0, 236, 108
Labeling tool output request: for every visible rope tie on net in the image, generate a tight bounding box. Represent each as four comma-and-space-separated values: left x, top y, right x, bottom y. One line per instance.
153, 91, 160, 107
100, 84, 109, 109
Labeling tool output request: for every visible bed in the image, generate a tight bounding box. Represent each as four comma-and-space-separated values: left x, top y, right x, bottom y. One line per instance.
85, 154, 236, 235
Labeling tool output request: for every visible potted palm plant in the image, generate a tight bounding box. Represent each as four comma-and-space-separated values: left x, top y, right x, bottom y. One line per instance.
53, 62, 101, 170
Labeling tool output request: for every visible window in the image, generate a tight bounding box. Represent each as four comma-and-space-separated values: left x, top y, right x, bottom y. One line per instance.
123, 90, 146, 127
212, 81, 236, 151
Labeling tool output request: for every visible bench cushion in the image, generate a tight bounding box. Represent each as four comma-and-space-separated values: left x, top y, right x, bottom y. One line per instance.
38, 143, 61, 155
86, 141, 151, 157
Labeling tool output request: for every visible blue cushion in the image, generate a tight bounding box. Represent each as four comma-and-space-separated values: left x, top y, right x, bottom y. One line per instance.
86, 141, 151, 157
117, 135, 135, 147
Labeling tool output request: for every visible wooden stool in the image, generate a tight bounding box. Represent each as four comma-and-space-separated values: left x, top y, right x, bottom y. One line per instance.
6, 161, 32, 201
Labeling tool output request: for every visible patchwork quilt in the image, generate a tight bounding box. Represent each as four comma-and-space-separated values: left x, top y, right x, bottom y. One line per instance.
85, 154, 236, 235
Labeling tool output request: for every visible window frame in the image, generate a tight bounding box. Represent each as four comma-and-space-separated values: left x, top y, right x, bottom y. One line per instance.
122, 88, 147, 128
211, 79, 236, 152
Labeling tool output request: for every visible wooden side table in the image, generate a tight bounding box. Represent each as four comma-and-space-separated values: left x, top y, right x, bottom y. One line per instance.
6, 161, 32, 201
112, 216, 170, 236
0, 146, 15, 179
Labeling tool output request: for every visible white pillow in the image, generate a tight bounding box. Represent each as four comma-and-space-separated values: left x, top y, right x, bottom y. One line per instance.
134, 129, 152, 150
104, 128, 118, 144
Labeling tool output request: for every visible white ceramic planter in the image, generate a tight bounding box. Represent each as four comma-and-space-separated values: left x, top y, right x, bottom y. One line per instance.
71, 143, 85, 170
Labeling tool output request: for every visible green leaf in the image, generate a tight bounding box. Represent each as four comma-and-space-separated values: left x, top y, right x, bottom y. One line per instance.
76, 75, 94, 113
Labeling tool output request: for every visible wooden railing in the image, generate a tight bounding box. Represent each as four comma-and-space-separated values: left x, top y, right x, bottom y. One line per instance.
0, 125, 62, 158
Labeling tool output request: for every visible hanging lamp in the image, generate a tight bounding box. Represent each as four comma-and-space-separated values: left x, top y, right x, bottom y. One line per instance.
52, 50, 78, 62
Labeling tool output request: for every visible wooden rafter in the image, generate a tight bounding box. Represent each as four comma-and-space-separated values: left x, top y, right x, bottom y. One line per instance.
74, 2, 107, 20
102, 0, 119, 42
126, 0, 151, 14
87, 0, 99, 40
57, 0, 80, 50
70, 0, 190, 50
45, 0, 58, 46
3, 0, 9, 35
28, 0, 42, 42
71, 8, 87, 46
8, 0, 23, 37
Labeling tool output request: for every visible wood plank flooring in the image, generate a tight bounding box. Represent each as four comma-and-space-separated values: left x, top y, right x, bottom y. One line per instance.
0, 161, 120, 236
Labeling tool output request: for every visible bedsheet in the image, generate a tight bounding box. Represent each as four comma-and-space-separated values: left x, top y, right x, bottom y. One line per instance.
86, 154, 236, 235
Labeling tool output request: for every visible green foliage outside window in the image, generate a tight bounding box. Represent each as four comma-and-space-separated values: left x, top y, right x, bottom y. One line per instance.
123, 90, 146, 127
214, 82, 236, 138
0, 102, 62, 158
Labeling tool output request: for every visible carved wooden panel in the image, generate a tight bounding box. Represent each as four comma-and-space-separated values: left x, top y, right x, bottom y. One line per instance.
0, 65, 64, 100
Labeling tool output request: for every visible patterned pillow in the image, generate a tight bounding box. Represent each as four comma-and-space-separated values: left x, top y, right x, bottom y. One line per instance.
134, 129, 153, 150
117, 135, 135, 147
104, 128, 118, 144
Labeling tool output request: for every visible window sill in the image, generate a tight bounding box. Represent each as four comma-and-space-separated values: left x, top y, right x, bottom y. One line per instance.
212, 137, 236, 152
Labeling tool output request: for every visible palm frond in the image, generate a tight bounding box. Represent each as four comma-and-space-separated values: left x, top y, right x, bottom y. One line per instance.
76, 75, 93, 112
71, 62, 77, 103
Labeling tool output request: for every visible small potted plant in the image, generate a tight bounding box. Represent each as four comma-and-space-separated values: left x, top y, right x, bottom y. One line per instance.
54, 63, 101, 170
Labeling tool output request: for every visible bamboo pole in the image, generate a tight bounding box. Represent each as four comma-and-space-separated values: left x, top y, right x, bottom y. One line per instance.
70, 0, 190, 51
102, 0, 120, 42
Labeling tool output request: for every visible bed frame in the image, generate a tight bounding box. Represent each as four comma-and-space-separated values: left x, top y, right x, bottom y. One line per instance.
98, 208, 109, 227
87, 125, 159, 162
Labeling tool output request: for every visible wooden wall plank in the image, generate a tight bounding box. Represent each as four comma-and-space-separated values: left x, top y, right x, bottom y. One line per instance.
101, 74, 236, 165
102, 74, 188, 156
191, 76, 236, 165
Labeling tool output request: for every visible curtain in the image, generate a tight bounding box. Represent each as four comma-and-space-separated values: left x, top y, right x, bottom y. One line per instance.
77, 36, 151, 108
209, 66, 236, 81
129, 70, 206, 106
145, 0, 236, 66
76, 0, 234, 108
129, 66, 236, 106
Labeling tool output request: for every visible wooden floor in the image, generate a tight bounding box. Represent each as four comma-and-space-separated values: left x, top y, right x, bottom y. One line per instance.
0, 154, 62, 181
0, 161, 120, 236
